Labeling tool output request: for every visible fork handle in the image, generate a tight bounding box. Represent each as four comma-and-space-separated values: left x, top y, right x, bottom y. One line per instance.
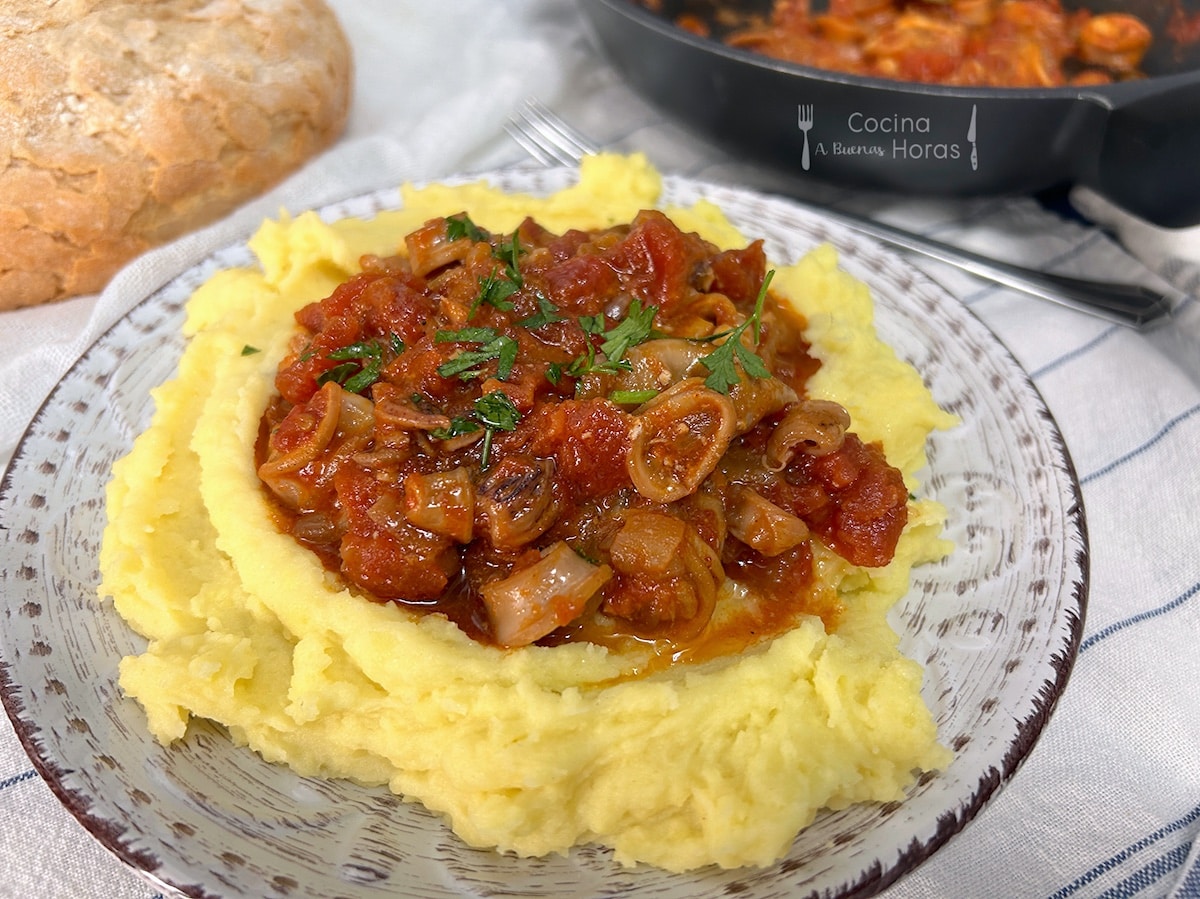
807, 203, 1177, 328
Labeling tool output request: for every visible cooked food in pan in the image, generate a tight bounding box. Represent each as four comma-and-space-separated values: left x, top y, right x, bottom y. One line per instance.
672, 0, 1153, 85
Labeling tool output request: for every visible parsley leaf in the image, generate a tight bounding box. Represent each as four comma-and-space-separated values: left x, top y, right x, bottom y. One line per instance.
316, 335, 404, 394
436, 326, 499, 344
494, 339, 519, 381
469, 267, 519, 316
473, 390, 522, 469
318, 361, 361, 388
494, 231, 525, 286
698, 270, 774, 395
446, 213, 488, 243
437, 333, 519, 381
517, 294, 565, 330
599, 299, 657, 366
474, 390, 522, 431
578, 313, 605, 336
430, 391, 522, 470
464, 229, 528, 318
430, 416, 481, 441
240, 344, 260, 356
566, 301, 659, 379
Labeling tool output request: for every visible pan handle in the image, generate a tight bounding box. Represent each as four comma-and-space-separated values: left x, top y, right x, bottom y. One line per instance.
1086, 77, 1200, 228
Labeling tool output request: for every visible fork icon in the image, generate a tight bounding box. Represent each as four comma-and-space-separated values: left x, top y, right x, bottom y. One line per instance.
798, 104, 814, 171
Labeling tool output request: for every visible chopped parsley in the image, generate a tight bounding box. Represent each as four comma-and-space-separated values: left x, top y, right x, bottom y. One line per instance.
436, 329, 518, 381
430, 416, 481, 441
446, 213, 488, 243
568, 299, 659, 378
474, 390, 521, 469
599, 299, 657, 365
240, 344, 260, 356
469, 267, 519, 316
462, 228, 528, 319
431, 390, 522, 469
609, 388, 659, 405
436, 326, 499, 344
516, 294, 565, 330
474, 389, 522, 431
494, 231, 525, 284
316, 334, 404, 394
698, 271, 774, 394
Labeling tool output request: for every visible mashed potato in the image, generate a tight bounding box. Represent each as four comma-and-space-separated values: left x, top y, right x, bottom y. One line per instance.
99, 154, 958, 872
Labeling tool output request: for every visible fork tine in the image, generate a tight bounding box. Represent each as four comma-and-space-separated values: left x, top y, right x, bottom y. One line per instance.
503, 120, 575, 166
506, 98, 600, 165
524, 99, 601, 157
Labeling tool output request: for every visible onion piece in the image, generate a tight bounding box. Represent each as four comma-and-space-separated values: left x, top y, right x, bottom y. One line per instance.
337, 389, 376, 438
726, 484, 809, 556
480, 542, 613, 647
403, 467, 475, 543
607, 509, 690, 577
404, 216, 476, 277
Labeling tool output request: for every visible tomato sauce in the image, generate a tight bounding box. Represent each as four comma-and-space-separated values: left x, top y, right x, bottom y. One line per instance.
677, 0, 1154, 87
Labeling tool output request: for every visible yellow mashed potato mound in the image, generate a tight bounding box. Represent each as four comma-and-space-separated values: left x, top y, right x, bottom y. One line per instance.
99, 154, 958, 872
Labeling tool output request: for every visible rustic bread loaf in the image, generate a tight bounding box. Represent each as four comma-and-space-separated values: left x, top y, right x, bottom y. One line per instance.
0, 0, 352, 310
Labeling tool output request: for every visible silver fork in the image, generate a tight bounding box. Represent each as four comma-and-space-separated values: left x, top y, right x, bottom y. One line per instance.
505, 98, 1177, 329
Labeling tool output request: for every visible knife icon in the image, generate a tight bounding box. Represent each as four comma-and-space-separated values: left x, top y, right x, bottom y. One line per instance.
967, 104, 978, 171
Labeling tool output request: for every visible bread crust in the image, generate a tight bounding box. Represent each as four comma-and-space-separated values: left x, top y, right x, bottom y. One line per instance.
1, 0, 352, 310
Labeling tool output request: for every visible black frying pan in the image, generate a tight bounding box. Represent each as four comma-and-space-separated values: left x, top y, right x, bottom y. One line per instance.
579, 0, 1200, 227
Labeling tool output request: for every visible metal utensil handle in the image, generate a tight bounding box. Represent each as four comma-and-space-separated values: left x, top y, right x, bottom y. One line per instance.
504, 97, 1178, 329
811, 204, 1175, 328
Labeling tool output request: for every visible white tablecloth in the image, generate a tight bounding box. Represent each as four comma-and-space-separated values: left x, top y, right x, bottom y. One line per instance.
2, 3, 1198, 897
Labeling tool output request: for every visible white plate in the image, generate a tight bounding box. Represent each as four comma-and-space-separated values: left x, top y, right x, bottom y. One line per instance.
0, 167, 1087, 898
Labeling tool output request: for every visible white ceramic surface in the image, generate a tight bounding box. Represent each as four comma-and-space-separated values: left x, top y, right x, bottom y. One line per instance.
0, 167, 1088, 898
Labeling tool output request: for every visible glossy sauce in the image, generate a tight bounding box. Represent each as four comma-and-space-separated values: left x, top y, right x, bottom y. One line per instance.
256, 210, 909, 659
673, 0, 1153, 86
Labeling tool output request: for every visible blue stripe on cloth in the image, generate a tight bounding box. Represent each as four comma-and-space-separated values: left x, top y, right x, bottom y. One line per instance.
1048, 804, 1200, 899
0, 769, 37, 791
1030, 326, 1120, 379
1097, 844, 1192, 899
1081, 403, 1200, 484
1080, 581, 1200, 653
1044, 229, 1109, 267
1172, 857, 1200, 898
